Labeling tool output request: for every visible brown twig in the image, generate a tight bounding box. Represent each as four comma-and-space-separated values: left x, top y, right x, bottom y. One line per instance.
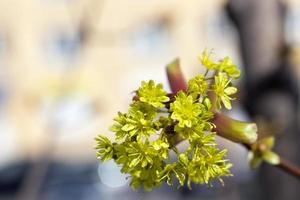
243, 143, 300, 181
277, 159, 300, 181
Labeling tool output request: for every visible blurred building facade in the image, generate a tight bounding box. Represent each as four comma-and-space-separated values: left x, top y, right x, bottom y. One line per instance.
0, 0, 244, 164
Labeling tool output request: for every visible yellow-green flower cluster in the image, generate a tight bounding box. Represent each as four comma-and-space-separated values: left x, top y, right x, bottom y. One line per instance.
200, 50, 240, 79
188, 75, 208, 98
199, 50, 240, 110
138, 80, 170, 108
213, 73, 237, 110
96, 51, 241, 191
170, 92, 202, 128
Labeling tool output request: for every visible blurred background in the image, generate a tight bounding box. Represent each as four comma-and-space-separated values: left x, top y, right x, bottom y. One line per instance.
0, 0, 299, 199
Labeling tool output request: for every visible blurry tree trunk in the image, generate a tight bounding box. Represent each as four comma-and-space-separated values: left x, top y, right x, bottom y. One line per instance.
226, 0, 300, 200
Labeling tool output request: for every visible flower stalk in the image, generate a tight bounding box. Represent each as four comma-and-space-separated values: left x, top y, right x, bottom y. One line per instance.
212, 112, 257, 144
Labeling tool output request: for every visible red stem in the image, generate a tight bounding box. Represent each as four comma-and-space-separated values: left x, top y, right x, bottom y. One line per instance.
166, 58, 187, 93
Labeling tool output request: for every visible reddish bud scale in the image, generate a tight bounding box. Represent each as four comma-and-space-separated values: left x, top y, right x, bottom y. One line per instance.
166, 58, 188, 93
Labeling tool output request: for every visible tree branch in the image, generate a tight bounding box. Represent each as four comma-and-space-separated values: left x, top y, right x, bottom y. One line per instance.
243, 143, 300, 181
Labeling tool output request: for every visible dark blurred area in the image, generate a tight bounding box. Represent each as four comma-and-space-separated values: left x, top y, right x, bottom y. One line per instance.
0, 0, 299, 200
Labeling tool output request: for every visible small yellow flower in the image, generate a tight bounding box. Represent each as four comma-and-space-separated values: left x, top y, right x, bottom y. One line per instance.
213, 73, 237, 110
